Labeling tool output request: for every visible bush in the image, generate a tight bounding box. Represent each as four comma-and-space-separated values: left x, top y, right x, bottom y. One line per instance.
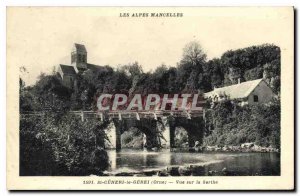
20, 113, 110, 176
204, 100, 280, 148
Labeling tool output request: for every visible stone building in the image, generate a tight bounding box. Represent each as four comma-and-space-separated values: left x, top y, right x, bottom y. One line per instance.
204, 78, 275, 106
57, 43, 102, 87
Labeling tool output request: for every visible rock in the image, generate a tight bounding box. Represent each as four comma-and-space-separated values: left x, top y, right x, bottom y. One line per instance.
151, 147, 159, 151
182, 142, 189, 148
157, 169, 169, 176
241, 142, 254, 149
222, 146, 229, 151
231, 146, 241, 151
260, 147, 267, 152
206, 146, 217, 151
91, 148, 109, 171
115, 172, 135, 176
222, 167, 228, 175
251, 144, 279, 152
194, 147, 202, 152
189, 165, 206, 176
143, 171, 157, 176
193, 141, 203, 152
252, 145, 261, 151
215, 147, 222, 151
101, 173, 110, 176
178, 166, 191, 176
194, 141, 201, 147
167, 166, 180, 176
133, 174, 147, 177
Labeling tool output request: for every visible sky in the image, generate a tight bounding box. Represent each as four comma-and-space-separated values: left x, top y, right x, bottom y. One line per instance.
7, 7, 293, 86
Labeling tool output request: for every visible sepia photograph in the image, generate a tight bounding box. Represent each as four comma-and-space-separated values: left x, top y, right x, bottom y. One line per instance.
6, 7, 294, 190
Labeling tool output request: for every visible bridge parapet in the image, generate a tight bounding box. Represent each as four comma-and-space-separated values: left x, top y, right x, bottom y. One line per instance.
69, 110, 203, 121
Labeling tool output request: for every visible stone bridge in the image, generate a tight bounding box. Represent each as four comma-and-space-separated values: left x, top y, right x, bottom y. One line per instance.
21, 110, 205, 151
73, 110, 205, 151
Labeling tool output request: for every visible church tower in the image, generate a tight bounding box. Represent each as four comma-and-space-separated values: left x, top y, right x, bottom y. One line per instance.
71, 43, 87, 73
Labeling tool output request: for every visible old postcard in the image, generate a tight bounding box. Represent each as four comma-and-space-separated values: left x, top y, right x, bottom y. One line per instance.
6, 7, 294, 190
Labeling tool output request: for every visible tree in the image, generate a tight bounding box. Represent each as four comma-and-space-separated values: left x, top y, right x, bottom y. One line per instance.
120, 62, 143, 78
177, 41, 208, 92
32, 74, 72, 111
181, 41, 207, 67
206, 58, 224, 89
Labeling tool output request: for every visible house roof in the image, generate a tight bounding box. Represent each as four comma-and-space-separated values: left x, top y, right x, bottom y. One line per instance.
87, 63, 103, 70
59, 64, 76, 75
204, 78, 264, 100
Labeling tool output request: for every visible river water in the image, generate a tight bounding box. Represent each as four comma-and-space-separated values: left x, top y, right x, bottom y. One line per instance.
107, 149, 280, 176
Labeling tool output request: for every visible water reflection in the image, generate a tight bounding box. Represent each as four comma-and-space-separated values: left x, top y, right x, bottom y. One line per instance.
107, 149, 280, 176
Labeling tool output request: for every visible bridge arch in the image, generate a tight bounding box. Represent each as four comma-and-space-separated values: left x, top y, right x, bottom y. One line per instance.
168, 116, 204, 149
112, 118, 164, 150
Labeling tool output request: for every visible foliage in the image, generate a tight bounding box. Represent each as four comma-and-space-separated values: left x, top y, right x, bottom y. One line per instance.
20, 113, 110, 176
174, 128, 189, 147
20, 74, 72, 112
204, 99, 280, 148
20, 42, 281, 112
121, 128, 144, 148
219, 44, 280, 92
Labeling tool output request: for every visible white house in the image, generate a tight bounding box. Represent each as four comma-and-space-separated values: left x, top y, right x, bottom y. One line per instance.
204, 78, 275, 106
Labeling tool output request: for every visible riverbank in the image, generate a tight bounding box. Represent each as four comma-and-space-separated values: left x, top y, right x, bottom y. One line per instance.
200, 143, 279, 153
112, 143, 280, 153
161, 143, 279, 153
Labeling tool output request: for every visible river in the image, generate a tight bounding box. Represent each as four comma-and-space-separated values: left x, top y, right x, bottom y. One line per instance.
106, 149, 280, 176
